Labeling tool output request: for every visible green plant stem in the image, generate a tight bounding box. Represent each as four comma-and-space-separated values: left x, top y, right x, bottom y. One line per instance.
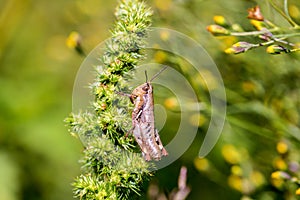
230, 28, 279, 37
265, 19, 277, 28
290, 48, 300, 52
283, 0, 290, 20
282, 0, 299, 28
274, 32, 300, 38
272, 37, 295, 46
231, 29, 299, 47
230, 26, 300, 37
268, 0, 300, 27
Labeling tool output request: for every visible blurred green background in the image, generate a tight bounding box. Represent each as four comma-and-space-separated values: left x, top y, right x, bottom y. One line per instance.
1, 0, 300, 199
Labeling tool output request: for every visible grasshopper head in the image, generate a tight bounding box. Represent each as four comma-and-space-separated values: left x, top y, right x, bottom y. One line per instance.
130, 83, 150, 103
132, 83, 150, 96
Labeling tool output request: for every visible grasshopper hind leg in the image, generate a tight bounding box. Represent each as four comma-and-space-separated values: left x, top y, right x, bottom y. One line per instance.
133, 124, 151, 161
154, 129, 168, 156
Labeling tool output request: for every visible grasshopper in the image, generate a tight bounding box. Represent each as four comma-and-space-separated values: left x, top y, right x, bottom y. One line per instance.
129, 66, 168, 161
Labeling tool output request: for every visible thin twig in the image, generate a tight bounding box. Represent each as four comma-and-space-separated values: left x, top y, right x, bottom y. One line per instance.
230, 28, 278, 36
284, 0, 290, 20
268, 0, 299, 27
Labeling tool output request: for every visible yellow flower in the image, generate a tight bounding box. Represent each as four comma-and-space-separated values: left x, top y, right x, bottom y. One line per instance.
250, 20, 266, 30
228, 174, 243, 192
189, 114, 207, 127
231, 165, 242, 176
242, 81, 256, 93
276, 140, 289, 154
206, 25, 230, 36
221, 144, 242, 164
289, 5, 300, 19
213, 15, 229, 27
225, 41, 254, 54
160, 30, 170, 41
231, 24, 244, 32
271, 178, 284, 189
154, 51, 167, 63
250, 170, 265, 187
66, 31, 81, 49
273, 157, 287, 170
266, 45, 289, 55
164, 97, 179, 110
66, 31, 85, 55
194, 157, 210, 171
271, 171, 291, 180
271, 171, 290, 189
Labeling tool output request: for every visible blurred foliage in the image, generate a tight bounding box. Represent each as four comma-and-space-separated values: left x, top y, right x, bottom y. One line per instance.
0, 0, 115, 199
1, 0, 300, 200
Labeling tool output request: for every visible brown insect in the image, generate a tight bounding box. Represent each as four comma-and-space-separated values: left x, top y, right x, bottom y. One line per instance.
130, 66, 168, 161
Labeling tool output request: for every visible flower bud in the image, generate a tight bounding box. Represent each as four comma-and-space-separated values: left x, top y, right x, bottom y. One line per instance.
225, 41, 254, 54
271, 171, 291, 180
213, 15, 229, 27
66, 31, 85, 56
231, 24, 244, 32
250, 20, 266, 30
276, 140, 289, 154
247, 5, 264, 21
66, 32, 80, 48
266, 45, 289, 54
206, 25, 230, 36
194, 157, 210, 172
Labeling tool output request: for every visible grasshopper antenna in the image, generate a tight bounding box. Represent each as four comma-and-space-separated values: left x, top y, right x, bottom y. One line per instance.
149, 65, 168, 82
145, 70, 148, 83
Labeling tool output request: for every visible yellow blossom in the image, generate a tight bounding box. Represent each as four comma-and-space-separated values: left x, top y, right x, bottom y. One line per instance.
222, 144, 242, 164
250, 20, 266, 30
66, 31, 81, 49
242, 81, 256, 93
273, 157, 288, 170
276, 141, 289, 154
289, 5, 300, 19
160, 30, 170, 41
228, 174, 243, 192
164, 97, 179, 110
266, 45, 288, 55
206, 25, 230, 36
231, 165, 242, 176
189, 113, 207, 127
250, 170, 265, 187
194, 157, 210, 171
271, 171, 291, 180
213, 15, 229, 27
154, 51, 167, 63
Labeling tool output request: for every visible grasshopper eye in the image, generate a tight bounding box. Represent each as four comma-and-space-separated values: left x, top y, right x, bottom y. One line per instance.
142, 85, 149, 91
143, 86, 148, 91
